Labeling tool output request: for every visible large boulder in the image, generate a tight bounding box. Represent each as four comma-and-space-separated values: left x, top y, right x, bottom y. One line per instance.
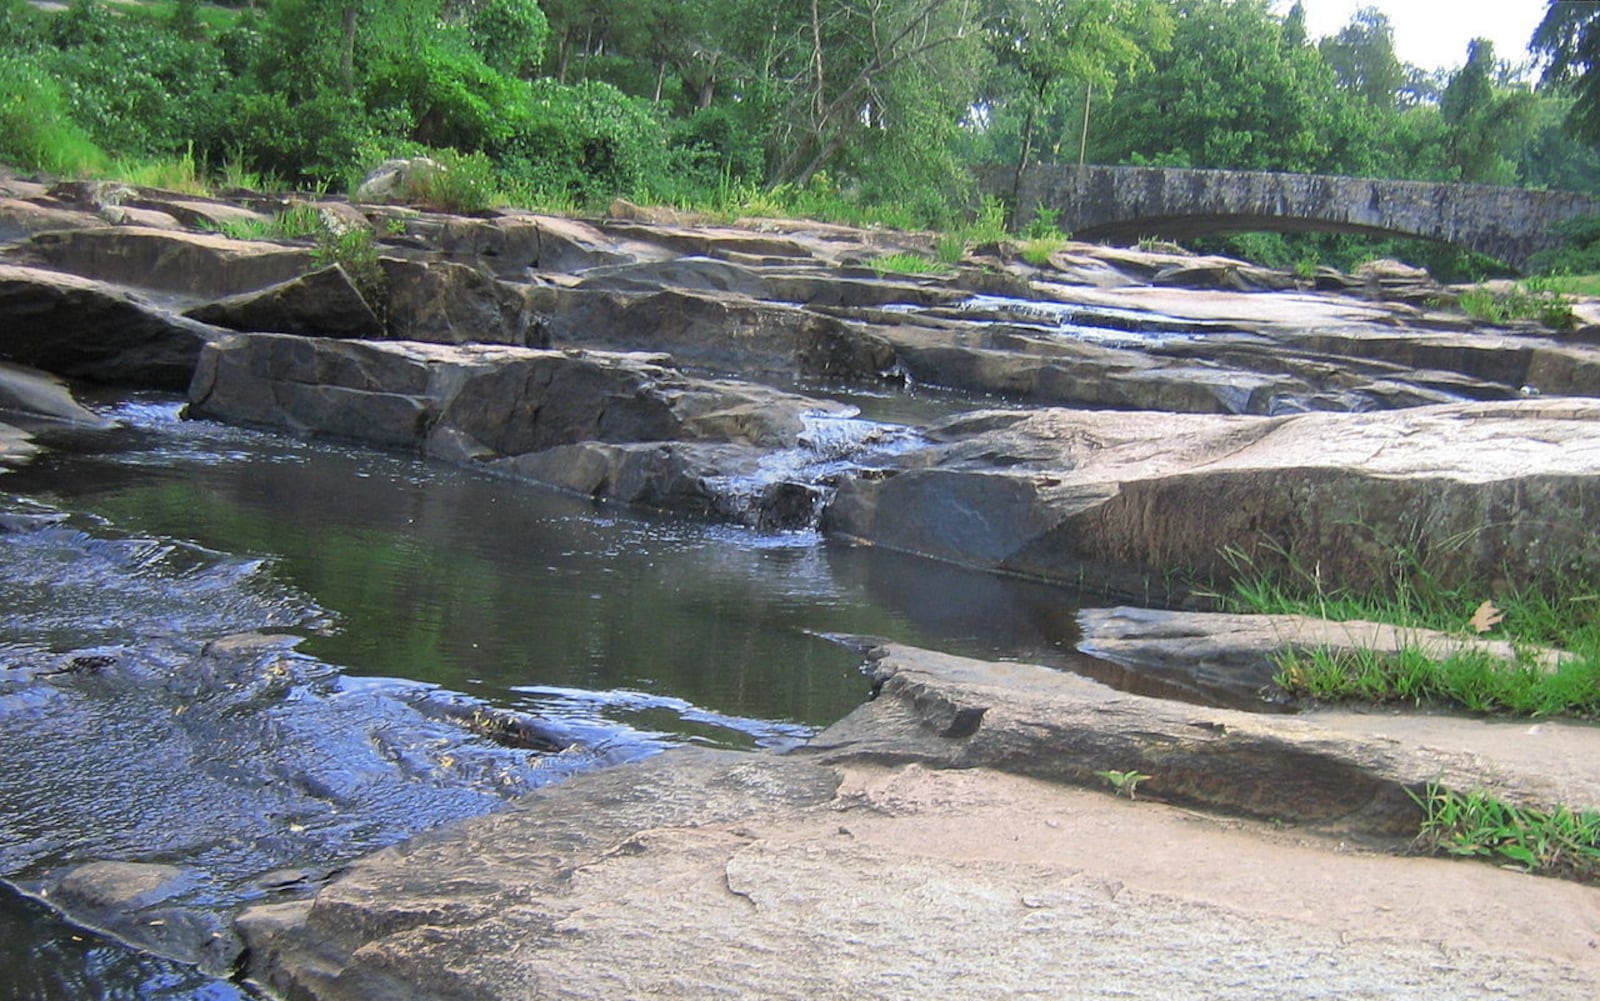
0, 361, 114, 427
433, 214, 651, 276
0, 264, 220, 389
187, 333, 846, 524
0, 421, 35, 470
1074, 606, 1572, 707
804, 642, 1600, 829
380, 258, 539, 345
822, 399, 1600, 597
184, 265, 384, 338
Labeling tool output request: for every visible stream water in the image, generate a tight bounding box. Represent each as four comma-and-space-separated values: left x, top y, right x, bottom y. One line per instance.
1, 390, 1103, 998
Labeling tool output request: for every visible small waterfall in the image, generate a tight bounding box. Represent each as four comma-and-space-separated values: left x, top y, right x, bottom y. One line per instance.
707, 411, 923, 531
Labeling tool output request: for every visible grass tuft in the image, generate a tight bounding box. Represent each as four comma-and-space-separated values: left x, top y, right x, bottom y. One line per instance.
1224, 544, 1600, 718
1411, 782, 1600, 882
868, 252, 953, 277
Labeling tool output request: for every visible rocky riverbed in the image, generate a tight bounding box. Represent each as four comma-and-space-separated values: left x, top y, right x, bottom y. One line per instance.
4, 169, 1600, 998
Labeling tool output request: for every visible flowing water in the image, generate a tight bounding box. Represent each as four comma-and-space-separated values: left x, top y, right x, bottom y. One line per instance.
0, 391, 1104, 998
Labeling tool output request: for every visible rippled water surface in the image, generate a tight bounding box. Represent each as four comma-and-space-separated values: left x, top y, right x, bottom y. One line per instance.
2, 393, 1097, 998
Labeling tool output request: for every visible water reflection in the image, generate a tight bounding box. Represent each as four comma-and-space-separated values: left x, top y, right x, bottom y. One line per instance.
1, 392, 1109, 999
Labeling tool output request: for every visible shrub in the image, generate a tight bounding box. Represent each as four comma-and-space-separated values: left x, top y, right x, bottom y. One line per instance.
363, 43, 526, 153
203, 90, 390, 189
498, 79, 666, 205
1528, 214, 1600, 277
0, 53, 106, 176
377, 148, 499, 214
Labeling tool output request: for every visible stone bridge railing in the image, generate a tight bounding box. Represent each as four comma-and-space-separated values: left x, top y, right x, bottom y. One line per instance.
997, 165, 1600, 270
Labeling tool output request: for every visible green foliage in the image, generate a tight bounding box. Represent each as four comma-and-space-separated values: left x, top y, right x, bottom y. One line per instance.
1089, 0, 1366, 174
1534, 1, 1600, 146
1439, 39, 1537, 184
0, 52, 107, 176
1022, 205, 1062, 240
1318, 6, 1404, 109
204, 89, 393, 189
44, 0, 229, 159
379, 148, 499, 213
934, 233, 967, 265
1456, 281, 1576, 331
868, 253, 953, 277
1272, 644, 1600, 718
107, 143, 209, 194
499, 79, 665, 204
312, 223, 387, 313
458, 0, 550, 78
1095, 768, 1152, 799
1224, 540, 1600, 718
364, 40, 526, 151
1020, 237, 1065, 266
1411, 783, 1600, 882
1529, 214, 1600, 276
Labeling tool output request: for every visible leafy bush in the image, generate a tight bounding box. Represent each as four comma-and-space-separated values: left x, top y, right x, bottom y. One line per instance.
46, 0, 227, 158
1528, 214, 1600, 277
0, 53, 106, 176
461, 0, 550, 78
664, 105, 767, 195
364, 43, 526, 153
377, 148, 499, 213
203, 90, 393, 189
498, 79, 666, 205
312, 225, 386, 315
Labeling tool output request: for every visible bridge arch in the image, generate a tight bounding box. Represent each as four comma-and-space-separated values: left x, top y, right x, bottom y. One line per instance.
1007, 165, 1600, 271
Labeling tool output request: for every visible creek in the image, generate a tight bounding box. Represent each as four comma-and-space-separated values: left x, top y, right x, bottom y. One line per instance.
0, 389, 1105, 999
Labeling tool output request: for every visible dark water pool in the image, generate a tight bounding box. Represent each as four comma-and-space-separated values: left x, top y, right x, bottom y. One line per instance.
1, 393, 1101, 998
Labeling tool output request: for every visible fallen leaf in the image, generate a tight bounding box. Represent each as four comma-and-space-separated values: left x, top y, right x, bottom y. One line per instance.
1469, 599, 1505, 634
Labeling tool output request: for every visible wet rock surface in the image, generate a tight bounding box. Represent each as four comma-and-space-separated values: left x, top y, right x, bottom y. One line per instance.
5, 177, 1600, 999
238, 659, 1600, 1001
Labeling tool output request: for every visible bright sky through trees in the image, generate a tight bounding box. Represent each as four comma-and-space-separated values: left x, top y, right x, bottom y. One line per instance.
1278, 0, 1550, 72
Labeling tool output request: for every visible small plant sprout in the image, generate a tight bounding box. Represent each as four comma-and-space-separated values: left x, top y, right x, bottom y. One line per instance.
1095, 769, 1152, 800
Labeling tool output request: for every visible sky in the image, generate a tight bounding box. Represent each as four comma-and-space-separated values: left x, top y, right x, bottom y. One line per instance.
1275, 1, 1552, 74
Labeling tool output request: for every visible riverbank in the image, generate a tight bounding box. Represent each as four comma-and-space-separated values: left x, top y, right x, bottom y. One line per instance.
4, 170, 1600, 998
239, 644, 1600, 1001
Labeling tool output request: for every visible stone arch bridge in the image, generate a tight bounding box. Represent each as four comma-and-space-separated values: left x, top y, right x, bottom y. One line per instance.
1003, 165, 1600, 271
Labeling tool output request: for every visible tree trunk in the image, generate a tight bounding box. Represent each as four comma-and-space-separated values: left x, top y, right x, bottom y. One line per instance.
339, 4, 359, 95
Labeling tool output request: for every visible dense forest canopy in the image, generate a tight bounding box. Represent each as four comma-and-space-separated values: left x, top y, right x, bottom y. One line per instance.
2, 0, 1598, 268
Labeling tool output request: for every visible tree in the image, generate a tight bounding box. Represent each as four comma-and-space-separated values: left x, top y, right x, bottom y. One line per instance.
984, 0, 1173, 194
1089, 0, 1368, 173
765, 0, 984, 189
451, 0, 550, 79
1441, 39, 1536, 183
1319, 6, 1404, 110
1533, 0, 1600, 143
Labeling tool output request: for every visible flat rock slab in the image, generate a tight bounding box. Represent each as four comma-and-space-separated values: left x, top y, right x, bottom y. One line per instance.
823, 398, 1600, 597
27, 226, 311, 299
0, 263, 221, 389
1075, 605, 1570, 705
239, 744, 1600, 1001
805, 643, 1600, 832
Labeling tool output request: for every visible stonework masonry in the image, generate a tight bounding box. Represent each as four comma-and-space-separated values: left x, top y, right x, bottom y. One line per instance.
1000, 164, 1600, 270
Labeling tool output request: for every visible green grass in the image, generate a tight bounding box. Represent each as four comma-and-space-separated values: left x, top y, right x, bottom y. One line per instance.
868, 252, 953, 277
1273, 645, 1600, 717
1020, 235, 1066, 266
1411, 783, 1600, 882
1541, 272, 1600, 298
1457, 280, 1576, 331
1224, 545, 1600, 718
104, 144, 210, 195
212, 202, 325, 242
